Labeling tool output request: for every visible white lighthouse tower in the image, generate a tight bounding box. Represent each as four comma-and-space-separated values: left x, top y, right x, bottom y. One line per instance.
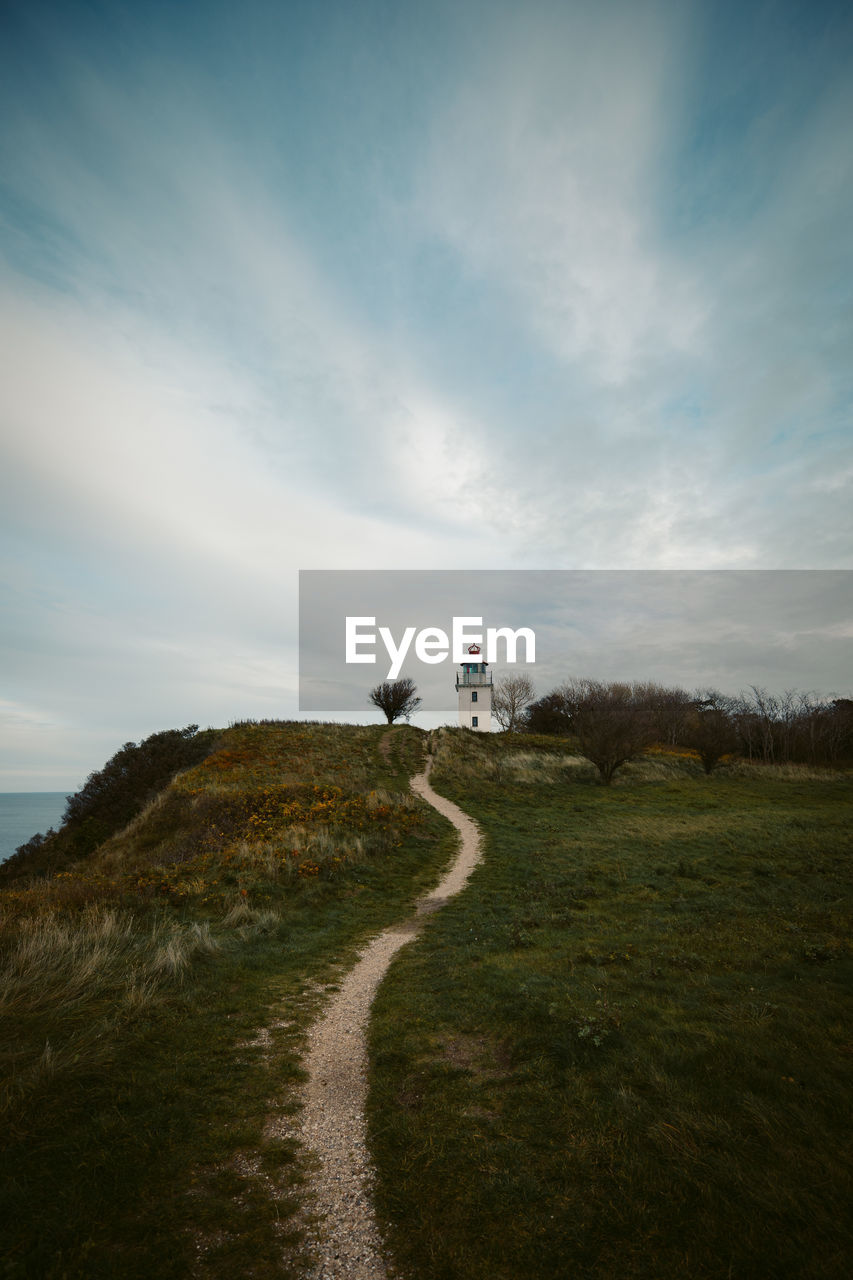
455, 643, 493, 731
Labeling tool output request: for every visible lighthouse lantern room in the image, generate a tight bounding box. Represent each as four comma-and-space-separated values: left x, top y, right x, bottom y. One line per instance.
455, 643, 493, 731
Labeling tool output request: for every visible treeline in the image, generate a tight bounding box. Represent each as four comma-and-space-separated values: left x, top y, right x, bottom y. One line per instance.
495, 677, 852, 782
1, 725, 220, 882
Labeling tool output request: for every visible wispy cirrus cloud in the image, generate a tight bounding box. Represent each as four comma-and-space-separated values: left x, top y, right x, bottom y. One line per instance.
409, 1, 853, 568
417, 2, 702, 383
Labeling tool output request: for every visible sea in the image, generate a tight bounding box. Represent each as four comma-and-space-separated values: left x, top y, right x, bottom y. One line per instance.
0, 793, 69, 864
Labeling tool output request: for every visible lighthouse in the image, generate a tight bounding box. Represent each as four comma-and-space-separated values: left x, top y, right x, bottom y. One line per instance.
456, 643, 493, 731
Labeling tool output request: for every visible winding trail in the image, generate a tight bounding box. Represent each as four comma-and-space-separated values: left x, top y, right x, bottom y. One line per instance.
299, 754, 482, 1279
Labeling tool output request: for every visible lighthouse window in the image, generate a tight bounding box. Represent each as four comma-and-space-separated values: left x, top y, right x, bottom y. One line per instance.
471, 691, 478, 702
472, 715, 479, 727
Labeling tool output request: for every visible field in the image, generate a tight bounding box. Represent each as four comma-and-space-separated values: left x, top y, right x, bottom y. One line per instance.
369, 732, 853, 1279
2, 722, 851, 1278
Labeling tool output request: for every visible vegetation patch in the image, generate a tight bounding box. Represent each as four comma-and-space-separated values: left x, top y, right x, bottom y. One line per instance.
0, 722, 454, 1280
368, 728, 853, 1280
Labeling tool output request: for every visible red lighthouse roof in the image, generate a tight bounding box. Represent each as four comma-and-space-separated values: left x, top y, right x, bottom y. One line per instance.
467, 644, 481, 655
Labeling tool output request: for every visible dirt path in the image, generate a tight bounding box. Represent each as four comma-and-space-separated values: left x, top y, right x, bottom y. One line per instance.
298, 753, 482, 1279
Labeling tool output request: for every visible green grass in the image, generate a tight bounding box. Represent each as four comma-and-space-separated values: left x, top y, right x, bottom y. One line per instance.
7, 722, 851, 1279
1, 722, 455, 1280
368, 730, 853, 1280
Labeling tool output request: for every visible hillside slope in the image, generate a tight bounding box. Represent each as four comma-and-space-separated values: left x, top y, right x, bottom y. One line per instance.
0, 720, 454, 1280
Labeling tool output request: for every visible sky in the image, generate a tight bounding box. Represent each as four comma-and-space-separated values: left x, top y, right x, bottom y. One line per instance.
1, 0, 851, 789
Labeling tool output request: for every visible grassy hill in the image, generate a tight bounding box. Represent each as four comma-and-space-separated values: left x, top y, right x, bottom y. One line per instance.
2, 722, 851, 1279
0, 721, 453, 1280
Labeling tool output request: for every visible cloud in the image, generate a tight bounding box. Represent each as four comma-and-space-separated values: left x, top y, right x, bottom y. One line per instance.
1, 0, 851, 786
407, 1, 853, 569
417, 2, 702, 383
0, 35, 518, 785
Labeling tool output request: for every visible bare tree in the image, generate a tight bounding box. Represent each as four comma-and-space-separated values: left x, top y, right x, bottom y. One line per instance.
743, 686, 783, 763
493, 673, 535, 732
561, 678, 656, 784
826, 698, 853, 764
640, 683, 694, 746
368, 678, 422, 724
734, 687, 853, 767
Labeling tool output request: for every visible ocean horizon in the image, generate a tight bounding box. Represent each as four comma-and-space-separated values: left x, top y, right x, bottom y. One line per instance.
0, 793, 69, 863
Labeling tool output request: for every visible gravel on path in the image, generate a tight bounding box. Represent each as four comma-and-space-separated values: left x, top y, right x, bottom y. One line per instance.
299, 756, 482, 1279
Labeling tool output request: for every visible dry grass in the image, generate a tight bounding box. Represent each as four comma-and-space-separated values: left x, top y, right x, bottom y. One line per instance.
0, 905, 226, 1111
723, 758, 851, 782
499, 750, 591, 782
0, 722, 428, 1122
